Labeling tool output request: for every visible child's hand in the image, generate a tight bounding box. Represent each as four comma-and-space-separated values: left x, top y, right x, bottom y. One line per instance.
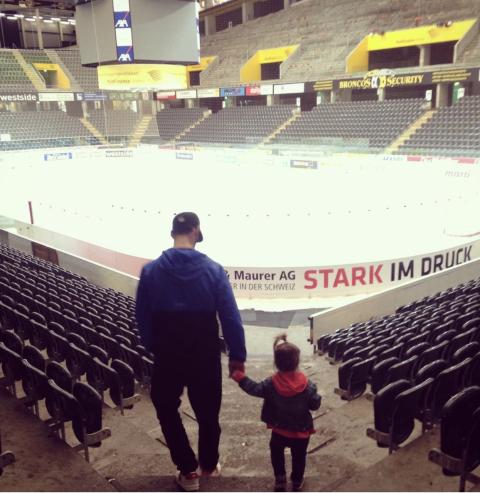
231, 370, 246, 383
229, 359, 245, 376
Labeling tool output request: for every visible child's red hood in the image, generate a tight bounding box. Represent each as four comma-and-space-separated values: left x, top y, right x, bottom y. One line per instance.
272, 371, 307, 396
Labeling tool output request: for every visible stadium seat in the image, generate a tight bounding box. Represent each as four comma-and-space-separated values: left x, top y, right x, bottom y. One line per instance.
368, 378, 433, 454
47, 379, 111, 462
423, 359, 473, 431
370, 357, 401, 395
429, 387, 480, 491
335, 356, 373, 400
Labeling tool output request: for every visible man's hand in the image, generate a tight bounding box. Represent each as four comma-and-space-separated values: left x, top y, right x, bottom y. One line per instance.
228, 359, 245, 377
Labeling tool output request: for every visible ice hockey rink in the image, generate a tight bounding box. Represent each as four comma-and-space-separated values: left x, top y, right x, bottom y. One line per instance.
1, 145, 479, 308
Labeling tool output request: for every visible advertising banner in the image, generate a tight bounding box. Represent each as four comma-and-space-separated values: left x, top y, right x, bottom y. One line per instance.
44, 152, 73, 161
305, 80, 334, 92
176, 89, 197, 99
334, 67, 478, 91
0, 93, 38, 102
175, 152, 194, 160
246, 84, 274, 96
274, 83, 305, 95
98, 64, 187, 91
155, 91, 176, 100
224, 240, 480, 299
105, 149, 133, 158
290, 159, 318, 169
197, 88, 220, 98
75, 92, 108, 101
39, 93, 75, 102
430, 68, 476, 84
220, 87, 246, 97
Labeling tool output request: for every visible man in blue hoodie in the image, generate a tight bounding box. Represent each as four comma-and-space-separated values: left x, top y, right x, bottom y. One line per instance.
136, 212, 247, 492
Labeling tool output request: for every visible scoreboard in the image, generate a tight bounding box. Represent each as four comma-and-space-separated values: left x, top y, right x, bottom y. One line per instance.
76, 0, 200, 66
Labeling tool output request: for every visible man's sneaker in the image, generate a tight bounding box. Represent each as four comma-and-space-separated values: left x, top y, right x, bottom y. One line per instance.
201, 462, 221, 477
175, 471, 200, 491
292, 479, 305, 492
274, 475, 287, 492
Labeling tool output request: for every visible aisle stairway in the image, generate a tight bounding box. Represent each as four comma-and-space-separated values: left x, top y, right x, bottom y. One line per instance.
385, 110, 436, 154
0, 326, 469, 491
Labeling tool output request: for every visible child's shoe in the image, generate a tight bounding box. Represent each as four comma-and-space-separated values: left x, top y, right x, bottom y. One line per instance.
292, 479, 305, 492
274, 475, 287, 492
175, 471, 200, 491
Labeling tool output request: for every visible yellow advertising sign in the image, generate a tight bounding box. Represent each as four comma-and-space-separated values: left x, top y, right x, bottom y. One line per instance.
257, 45, 299, 64
347, 18, 476, 73
33, 63, 71, 89
367, 19, 476, 51
187, 56, 216, 72
240, 45, 298, 83
98, 64, 187, 90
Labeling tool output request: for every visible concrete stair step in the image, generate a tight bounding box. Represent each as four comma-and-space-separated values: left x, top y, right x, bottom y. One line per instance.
0, 388, 114, 492
332, 428, 460, 492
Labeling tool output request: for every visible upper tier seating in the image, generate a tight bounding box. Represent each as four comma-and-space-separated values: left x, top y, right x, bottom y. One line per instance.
0, 111, 97, 151
398, 95, 480, 157
0, 50, 36, 91
55, 49, 99, 92
272, 99, 426, 151
200, 0, 480, 86
184, 105, 295, 144
20, 50, 51, 65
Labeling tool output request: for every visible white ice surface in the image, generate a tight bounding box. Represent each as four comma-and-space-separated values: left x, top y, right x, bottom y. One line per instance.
1, 151, 479, 269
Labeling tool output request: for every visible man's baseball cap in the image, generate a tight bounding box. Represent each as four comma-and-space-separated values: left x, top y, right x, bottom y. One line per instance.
172, 212, 203, 242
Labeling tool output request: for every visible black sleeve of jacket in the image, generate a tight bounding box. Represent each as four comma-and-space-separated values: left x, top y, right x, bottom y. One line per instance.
307, 381, 321, 410
238, 376, 271, 398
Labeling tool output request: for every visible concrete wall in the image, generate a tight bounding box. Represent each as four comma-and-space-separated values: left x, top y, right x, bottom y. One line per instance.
454, 18, 479, 62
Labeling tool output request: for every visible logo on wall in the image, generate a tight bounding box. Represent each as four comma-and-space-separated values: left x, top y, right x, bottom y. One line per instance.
117, 48, 134, 63
113, 1, 134, 64
114, 12, 131, 29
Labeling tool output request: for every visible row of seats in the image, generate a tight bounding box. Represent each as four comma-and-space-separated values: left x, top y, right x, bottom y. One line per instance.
0, 51, 35, 91
398, 95, 480, 157
316, 275, 480, 488
272, 99, 426, 151
184, 105, 295, 144
154, 108, 207, 142
0, 243, 145, 462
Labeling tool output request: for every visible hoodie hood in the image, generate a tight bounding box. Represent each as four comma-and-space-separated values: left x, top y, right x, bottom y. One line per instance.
157, 248, 210, 283
272, 371, 308, 397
